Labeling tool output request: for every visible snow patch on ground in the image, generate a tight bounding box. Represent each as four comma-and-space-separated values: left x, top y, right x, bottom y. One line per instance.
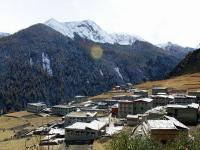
100, 69, 104, 76
42, 52, 53, 76
30, 58, 33, 66
114, 67, 123, 80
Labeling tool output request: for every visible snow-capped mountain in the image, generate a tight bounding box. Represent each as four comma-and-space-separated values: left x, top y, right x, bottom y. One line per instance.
44, 18, 142, 45
0, 32, 10, 38
157, 42, 194, 60
157, 42, 193, 52
110, 33, 144, 45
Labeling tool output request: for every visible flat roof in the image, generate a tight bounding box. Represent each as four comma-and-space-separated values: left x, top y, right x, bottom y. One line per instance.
167, 103, 199, 109
65, 120, 106, 130
52, 105, 76, 109
28, 102, 46, 106
127, 114, 138, 119
148, 116, 189, 130
164, 116, 189, 129
65, 111, 97, 117
173, 94, 196, 99
167, 104, 187, 108
188, 103, 199, 109
148, 120, 176, 129
134, 98, 153, 103
152, 87, 167, 90
150, 95, 174, 99
118, 100, 133, 103
130, 95, 142, 98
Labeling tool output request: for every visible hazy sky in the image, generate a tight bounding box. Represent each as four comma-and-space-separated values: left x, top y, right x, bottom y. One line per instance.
0, 0, 200, 47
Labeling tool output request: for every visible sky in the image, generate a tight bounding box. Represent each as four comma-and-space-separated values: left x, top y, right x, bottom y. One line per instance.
0, 0, 200, 47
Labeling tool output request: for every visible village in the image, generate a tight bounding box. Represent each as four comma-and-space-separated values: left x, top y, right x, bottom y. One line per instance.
1, 84, 200, 150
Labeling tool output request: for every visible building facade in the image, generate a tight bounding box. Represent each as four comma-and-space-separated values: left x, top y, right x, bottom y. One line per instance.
150, 95, 174, 107
27, 102, 47, 113
65, 120, 106, 142
152, 87, 168, 95
142, 116, 189, 143
118, 98, 153, 118
52, 105, 76, 116
133, 90, 148, 98
166, 103, 199, 125
173, 94, 196, 105
65, 111, 97, 126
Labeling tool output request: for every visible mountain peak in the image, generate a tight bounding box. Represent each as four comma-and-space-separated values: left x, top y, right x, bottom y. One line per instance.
110, 33, 144, 45
44, 18, 143, 45
0, 32, 10, 38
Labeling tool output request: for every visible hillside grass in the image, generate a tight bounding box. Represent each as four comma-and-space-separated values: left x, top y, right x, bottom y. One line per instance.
0, 111, 61, 150
89, 90, 132, 101
136, 73, 200, 91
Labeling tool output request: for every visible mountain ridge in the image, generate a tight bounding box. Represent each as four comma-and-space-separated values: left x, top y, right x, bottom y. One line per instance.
0, 23, 180, 112
44, 18, 144, 45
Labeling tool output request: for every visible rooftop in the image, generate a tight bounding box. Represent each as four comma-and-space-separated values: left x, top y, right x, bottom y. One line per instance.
28, 102, 46, 106
134, 98, 153, 103
65, 111, 97, 118
152, 87, 167, 90
167, 103, 199, 109
130, 95, 142, 98
65, 120, 106, 130
118, 100, 133, 103
150, 94, 174, 99
148, 120, 176, 129
127, 114, 138, 119
52, 105, 76, 109
147, 116, 189, 130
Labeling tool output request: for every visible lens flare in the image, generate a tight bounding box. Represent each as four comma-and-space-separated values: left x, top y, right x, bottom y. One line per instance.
91, 45, 103, 59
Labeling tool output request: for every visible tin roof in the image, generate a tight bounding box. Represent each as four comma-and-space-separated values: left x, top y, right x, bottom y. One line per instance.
65, 120, 106, 131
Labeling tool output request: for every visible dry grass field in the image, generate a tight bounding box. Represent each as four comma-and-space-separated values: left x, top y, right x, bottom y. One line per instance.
89, 90, 132, 101
5, 111, 34, 118
0, 113, 60, 130
136, 73, 200, 91
0, 111, 61, 150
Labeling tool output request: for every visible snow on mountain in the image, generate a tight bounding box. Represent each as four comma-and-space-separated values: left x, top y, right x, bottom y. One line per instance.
114, 67, 123, 80
156, 42, 182, 49
157, 42, 193, 52
0, 32, 10, 38
44, 18, 143, 45
196, 43, 200, 49
157, 42, 194, 60
42, 52, 53, 76
110, 33, 144, 45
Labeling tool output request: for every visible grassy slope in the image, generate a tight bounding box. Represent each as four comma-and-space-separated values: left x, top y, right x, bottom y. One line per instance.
89, 90, 132, 102
0, 111, 61, 150
136, 73, 200, 90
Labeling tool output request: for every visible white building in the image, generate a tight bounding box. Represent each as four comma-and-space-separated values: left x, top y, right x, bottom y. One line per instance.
65, 111, 97, 126
27, 102, 47, 113
133, 89, 148, 98
127, 114, 140, 126
65, 120, 107, 142
118, 98, 153, 118
173, 94, 196, 105
142, 116, 189, 143
152, 87, 168, 95
150, 94, 174, 107
52, 105, 76, 116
